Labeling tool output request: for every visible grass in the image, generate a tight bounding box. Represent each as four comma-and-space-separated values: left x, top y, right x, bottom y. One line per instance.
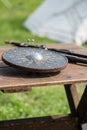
0, 86, 70, 120
0, 0, 87, 121
0, 0, 55, 45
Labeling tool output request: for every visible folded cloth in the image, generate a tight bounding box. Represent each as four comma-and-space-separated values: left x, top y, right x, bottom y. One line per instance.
24, 0, 87, 45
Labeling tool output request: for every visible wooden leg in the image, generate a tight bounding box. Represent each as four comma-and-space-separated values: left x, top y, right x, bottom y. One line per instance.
64, 84, 79, 115
64, 84, 82, 130
77, 85, 87, 123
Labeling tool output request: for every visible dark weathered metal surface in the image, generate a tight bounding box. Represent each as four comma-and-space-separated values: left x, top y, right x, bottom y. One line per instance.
5, 40, 87, 64
2, 47, 68, 73
0, 114, 79, 130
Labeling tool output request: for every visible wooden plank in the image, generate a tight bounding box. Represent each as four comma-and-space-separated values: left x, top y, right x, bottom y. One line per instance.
1, 86, 32, 93
0, 114, 79, 130
64, 84, 79, 114
0, 44, 87, 90
0, 44, 84, 130
77, 85, 87, 123
0, 63, 87, 90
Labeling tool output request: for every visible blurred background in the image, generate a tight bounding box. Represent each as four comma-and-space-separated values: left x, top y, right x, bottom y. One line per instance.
0, 0, 86, 121
0, 0, 55, 45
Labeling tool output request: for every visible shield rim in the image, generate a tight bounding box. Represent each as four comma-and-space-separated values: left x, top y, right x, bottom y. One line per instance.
2, 48, 68, 73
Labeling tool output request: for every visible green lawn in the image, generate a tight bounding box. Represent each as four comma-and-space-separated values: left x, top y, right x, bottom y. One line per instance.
0, 0, 86, 120
0, 86, 70, 120
0, 0, 55, 45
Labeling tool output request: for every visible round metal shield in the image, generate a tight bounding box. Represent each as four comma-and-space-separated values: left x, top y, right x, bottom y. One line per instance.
2, 47, 68, 73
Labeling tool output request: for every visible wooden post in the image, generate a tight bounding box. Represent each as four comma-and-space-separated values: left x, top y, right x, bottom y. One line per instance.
64, 84, 79, 115
77, 85, 87, 123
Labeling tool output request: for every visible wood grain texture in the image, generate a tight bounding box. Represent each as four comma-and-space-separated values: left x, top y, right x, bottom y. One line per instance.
0, 44, 84, 130
0, 114, 79, 130
0, 44, 87, 91
64, 84, 79, 114
77, 85, 87, 123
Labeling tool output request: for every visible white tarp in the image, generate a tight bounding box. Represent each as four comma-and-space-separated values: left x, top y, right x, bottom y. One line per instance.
24, 0, 87, 45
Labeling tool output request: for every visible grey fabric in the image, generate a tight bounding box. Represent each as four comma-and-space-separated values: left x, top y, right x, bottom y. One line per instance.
24, 0, 87, 45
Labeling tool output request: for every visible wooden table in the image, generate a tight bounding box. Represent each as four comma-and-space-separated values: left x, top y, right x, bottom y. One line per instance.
0, 44, 87, 130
